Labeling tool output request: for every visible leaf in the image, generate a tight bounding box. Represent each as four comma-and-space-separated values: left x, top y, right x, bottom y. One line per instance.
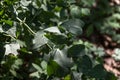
0, 25, 3, 32
33, 31, 48, 49
67, 0, 76, 4
112, 48, 120, 60
72, 71, 82, 80
70, 5, 81, 18
47, 60, 68, 77
17, 40, 26, 47
44, 27, 61, 34
47, 60, 60, 76
78, 55, 92, 75
4, 42, 20, 56
107, 21, 120, 28
32, 63, 42, 73
10, 69, 17, 77
20, 0, 31, 6
89, 64, 107, 79
61, 19, 84, 35
6, 26, 16, 37
41, 61, 47, 74
64, 74, 71, 80
105, 72, 117, 80
14, 59, 23, 66
29, 71, 40, 78
45, 33, 68, 45
81, 0, 95, 7
112, 13, 120, 19
68, 44, 85, 57
1, 20, 13, 26
4, 0, 18, 4
86, 26, 94, 37
53, 49, 73, 69
45, 48, 73, 73
0, 10, 4, 16
11, 59, 23, 70
81, 8, 90, 16
91, 46, 105, 57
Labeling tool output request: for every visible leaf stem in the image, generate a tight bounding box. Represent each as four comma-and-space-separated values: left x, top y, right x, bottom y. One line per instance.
46, 43, 52, 50
16, 17, 35, 35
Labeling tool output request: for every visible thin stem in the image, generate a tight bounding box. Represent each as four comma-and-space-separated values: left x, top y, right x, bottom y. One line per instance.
4, 34, 16, 40
16, 17, 35, 35
46, 43, 52, 50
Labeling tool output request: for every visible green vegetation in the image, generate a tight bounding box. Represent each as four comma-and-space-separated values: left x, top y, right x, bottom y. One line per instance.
0, 0, 120, 80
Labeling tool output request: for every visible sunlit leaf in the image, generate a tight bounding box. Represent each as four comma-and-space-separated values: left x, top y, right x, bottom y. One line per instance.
33, 31, 48, 49
53, 49, 73, 68
20, 0, 31, 6
32, 63, 42, 73
29, 71, 40, 78
44, 26, 61, 34
4, 42, 20, 56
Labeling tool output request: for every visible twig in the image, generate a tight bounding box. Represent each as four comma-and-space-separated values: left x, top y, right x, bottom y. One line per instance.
16, 17, 35, 35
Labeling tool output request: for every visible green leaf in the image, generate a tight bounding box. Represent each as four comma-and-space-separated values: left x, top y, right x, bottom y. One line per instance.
70, 5, 81, 18
4, 42, 20, 56
112, 48, 120, 60
61, 19, 84, 35
33, 31, 48, 49
107, 21, 120, 28
1, 20, 13, 26
44, 27, 61, 34
86, 26, 94, 37
72, 71, 82, 80
67, 0, 76, 4
113, 13, 120, 19
45, 33, 68, 45
53, 49, 73, 68
4, 0, 18, 4
91, 46, 105, 57
41, 61, 47, 74
6, 26, 16, 37
47, 60, 60, 76
105, 72, 117, 80
81, 8, 90, 16
68, 44, 85, 57
14, 59, 23, 66
10, 69, 17, 77
0, 10, 4, 16
78, 55, 92, 75
89, 64, 107, 79
81, 0, 95, 7
20, 0, 31, 6
29, 71, 40, 78
64, 74, 71, 80
32, 63, 42, 73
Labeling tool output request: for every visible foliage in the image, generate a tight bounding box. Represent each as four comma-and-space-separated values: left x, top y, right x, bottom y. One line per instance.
0, 0, 120, 80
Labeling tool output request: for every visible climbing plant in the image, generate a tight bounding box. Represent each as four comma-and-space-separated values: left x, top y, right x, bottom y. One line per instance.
0, 0, 120, 80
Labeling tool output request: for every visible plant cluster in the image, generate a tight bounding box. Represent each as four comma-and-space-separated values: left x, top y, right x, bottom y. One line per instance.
0, 0, 120, 80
